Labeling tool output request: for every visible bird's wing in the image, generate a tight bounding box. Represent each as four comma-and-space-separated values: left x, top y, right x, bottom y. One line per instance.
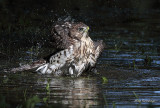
36, 45, 75, 74
9, 59, 46, 72
94, 40, 105, 59
50, 22, 75, 49
84, 40, 105, 69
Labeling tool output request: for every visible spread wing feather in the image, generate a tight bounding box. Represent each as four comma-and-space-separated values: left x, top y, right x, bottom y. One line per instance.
36, 45, 75, 74
50, 22, 75, 49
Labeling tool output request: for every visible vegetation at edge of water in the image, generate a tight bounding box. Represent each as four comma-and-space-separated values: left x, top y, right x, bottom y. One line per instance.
0, 94, 10, 108
0, 93, 63, 108
133, 91, 141, 105
102, 76, 108, 84
0, 94, 40, 108
144, 55, 153, 67
43, 78, 51, 104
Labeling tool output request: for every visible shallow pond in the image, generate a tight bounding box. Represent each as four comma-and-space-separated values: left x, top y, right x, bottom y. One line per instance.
1, 9, 160, 108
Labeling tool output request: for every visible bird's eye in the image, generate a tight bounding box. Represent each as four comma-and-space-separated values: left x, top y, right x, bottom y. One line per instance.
78, 28, 84, 31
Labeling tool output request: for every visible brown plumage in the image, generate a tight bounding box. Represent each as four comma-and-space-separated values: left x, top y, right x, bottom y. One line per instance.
37, 22, 105, 77
50, 22, 89, 49
9, 21, 105, 77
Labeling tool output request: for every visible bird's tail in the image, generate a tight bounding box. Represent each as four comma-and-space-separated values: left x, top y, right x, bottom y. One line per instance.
5, 59, 46, 73
36, 63, 49, 74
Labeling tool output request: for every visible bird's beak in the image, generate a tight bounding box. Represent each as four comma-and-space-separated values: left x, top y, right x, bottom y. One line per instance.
85, 26, 89, 32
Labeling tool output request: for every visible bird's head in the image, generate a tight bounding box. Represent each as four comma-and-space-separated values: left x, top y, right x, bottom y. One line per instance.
69, 22, 90, 40
51, 21, 92, 49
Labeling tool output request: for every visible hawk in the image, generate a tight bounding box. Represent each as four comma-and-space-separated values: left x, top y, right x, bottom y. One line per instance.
36, 22, 105, 77
10, 22, 105, 77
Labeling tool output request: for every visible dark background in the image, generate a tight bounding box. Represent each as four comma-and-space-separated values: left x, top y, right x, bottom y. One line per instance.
0, 0, 160, 47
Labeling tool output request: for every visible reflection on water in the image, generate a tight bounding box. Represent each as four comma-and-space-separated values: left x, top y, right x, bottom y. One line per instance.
0, 68, 160, 107
37, 77, 102, 108
0, 73, 103, 108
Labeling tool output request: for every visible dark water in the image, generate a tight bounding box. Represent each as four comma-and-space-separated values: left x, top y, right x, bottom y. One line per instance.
1, 10, 160, 108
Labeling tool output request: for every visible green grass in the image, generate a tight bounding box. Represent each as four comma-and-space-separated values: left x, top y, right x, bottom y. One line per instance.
43, 78, 51, 104
102, 76, 108, 84
133, 91, 141, 104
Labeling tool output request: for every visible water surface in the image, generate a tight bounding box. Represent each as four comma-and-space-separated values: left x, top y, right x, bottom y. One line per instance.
0, 9, 160, 108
